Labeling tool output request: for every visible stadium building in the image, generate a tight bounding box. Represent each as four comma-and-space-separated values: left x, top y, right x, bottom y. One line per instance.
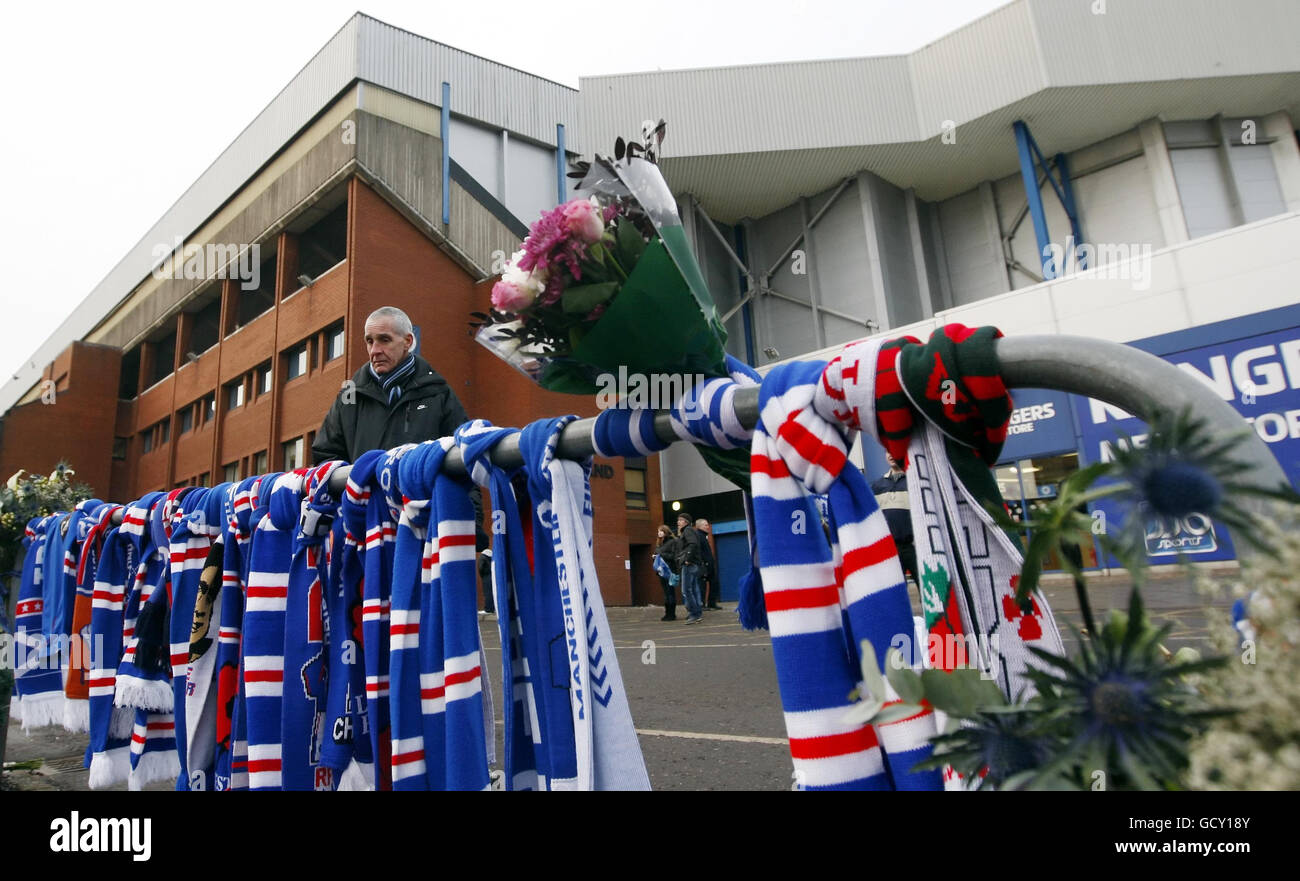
3, 0, 1298, 605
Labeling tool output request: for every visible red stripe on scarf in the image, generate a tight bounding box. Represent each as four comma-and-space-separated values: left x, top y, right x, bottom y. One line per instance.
789, 726, 879, 760
778, 419, 847, 476
764, 584, 840, 611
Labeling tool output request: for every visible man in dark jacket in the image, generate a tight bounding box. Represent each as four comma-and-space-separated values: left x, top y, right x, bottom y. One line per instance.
675, 512, 705, 624
311, 306, 470, 464
870, 454, 917, 590
312, 306, 485, 545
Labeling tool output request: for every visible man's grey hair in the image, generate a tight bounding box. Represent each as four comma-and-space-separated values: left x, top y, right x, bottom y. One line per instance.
366, 306, 413, 338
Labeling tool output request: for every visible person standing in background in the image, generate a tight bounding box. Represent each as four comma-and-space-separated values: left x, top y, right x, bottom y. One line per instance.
675, 512, 705, 624
477, 548, 495, 615
653, 524, 679, 621
696, 518, 721, 610
871, 454, 917, 591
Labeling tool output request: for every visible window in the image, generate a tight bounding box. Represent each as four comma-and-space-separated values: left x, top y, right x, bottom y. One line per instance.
188, 294, 222, 355
623, 457, 648, 510
119, 347, 141, 399
142, 430, 153, 454
233, 251, 278, 331
112, 437, 129, 460
148, 331, 177, 387
326, 323, 345, 362
286, 343, 309, 380
199, 472, 210, 487
282, 437, 304, 471
202, 393, 216, 423
223, 462, 240, 483
158, 418, 170, 445
253, 450, 268, 475
227, 379, 245, 410
178, 405, 194, 435
296, 201, 348, 281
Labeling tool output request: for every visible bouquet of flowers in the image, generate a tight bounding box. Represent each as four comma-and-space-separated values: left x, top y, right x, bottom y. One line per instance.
473, 123, 748, 485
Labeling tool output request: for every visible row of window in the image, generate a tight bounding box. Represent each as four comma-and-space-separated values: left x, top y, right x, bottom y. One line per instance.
132, 322, 343, 461
120, 200, 349, 399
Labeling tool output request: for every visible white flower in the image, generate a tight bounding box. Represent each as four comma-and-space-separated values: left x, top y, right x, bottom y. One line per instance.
501, 249, 547, 298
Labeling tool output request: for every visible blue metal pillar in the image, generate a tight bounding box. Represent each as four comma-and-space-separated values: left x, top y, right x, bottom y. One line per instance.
1013, 119, 1086, 279
441, 82, 451, 226
556, 123, 567, 204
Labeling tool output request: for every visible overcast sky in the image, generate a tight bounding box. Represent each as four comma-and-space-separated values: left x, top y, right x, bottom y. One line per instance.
0, 0, 1009, 384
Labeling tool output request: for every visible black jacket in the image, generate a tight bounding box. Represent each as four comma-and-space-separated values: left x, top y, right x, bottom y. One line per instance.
675, 526, 704, 568
312, 355, 469, 465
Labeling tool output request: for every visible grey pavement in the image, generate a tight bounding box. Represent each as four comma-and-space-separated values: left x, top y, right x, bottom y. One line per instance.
3, 567, 1238, 792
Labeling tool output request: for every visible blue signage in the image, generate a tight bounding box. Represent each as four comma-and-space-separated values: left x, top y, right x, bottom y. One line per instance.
1073, 323, 1300, 564
1000, 388, 1078, 461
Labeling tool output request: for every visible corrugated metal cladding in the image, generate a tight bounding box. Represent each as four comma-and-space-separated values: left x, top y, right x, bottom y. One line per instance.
581, 0, 1300, 161
355, 16, 579, 151
1029, 0, 1300, 86
580, 56, 916, 157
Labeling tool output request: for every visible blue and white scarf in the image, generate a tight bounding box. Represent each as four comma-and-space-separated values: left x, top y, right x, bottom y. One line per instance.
282, 462, 345, 790
370, 353, 417, 405
751, 361, 941, 791
519, 417, 650, 790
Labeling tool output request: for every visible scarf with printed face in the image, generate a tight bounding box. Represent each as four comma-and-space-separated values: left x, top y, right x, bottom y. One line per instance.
165, 487, 212, 790
341, 450, 396, 790
751, 360, 941, 791
242, 470, 302, 790
65, 503, 120, 732
370, 352, 417, 405
519, 417, 651, 791
14, 516, 66, 729
183, 483, 232, 792
828, 327, 1065, 706
86, 494, 161, 788
457, 421, 544, 791
384, 441, 434, 788
282, 462, 345, 790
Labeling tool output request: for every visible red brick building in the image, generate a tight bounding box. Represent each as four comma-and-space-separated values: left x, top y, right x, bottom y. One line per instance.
0, 17, 665, 606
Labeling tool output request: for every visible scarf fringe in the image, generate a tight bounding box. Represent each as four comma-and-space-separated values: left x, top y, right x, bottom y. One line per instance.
18, 691, 65, 732
736, 564, 768, 631
62, 697, 90, 733
129, 749, 180, 790
89, 746, 132, 789
113, 676, 174, 712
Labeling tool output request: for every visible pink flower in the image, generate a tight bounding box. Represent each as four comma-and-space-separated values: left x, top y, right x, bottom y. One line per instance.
491, 279, 536, 313
585, 303, 607, 322
561, 197, 606, 244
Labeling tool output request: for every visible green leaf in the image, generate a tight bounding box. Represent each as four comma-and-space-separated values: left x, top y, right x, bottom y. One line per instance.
858, 639, 887, 704
561, 282, 618, 315
614, 216, 646, 263
918, 667, 1006, 717
872, 703, 926, 725
884, 651, 925, 705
